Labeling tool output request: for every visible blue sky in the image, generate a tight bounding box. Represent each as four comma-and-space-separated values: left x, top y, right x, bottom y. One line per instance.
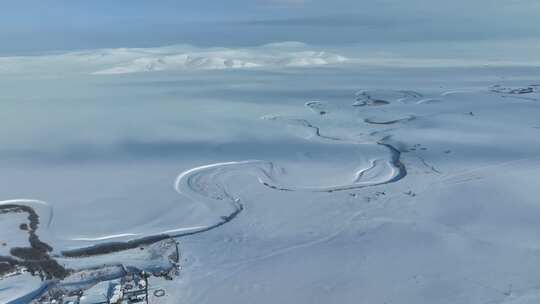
1, 0, 539, 54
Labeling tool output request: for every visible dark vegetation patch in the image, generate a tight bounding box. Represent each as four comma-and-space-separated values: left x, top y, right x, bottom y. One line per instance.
0, 204, 69, 280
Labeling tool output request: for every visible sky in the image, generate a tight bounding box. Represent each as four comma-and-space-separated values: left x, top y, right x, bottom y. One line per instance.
1, 0, 539, 54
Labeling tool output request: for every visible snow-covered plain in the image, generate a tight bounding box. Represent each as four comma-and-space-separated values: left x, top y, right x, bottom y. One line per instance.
1, 43, 540, 303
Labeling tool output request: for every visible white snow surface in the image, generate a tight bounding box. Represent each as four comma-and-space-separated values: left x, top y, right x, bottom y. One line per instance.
2, 42, 539, 77
0, 43, 348, 75
1, 43, 540, 303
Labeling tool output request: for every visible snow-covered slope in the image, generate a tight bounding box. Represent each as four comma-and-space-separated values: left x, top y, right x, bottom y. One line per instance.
1, 45, 540, 303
